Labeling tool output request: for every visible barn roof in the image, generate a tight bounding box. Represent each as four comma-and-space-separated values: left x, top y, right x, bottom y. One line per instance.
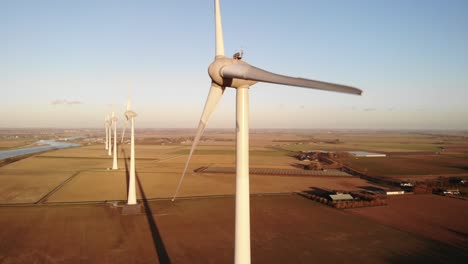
329, 194, 354, 201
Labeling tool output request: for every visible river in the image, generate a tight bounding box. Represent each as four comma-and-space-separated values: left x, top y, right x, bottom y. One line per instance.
0, 140, 80, 160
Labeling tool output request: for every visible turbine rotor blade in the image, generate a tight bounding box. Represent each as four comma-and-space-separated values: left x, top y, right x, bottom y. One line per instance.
172, 83, 225, 201
127, 82, 131, 111
214, 0, 224, 56
121, 121, 128, 144
221, 64, 362, 95
123, 84, 131, 143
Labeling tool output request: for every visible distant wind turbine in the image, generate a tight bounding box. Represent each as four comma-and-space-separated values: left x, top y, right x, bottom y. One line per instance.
124, 94, 138, 205
105, 115, 109, 151
111, 112, 118, 170
172, 1, 363, 263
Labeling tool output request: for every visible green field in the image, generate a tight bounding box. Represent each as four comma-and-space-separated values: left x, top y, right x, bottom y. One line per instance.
0, 139, 36, 150
341, 155, 468, 177
278, 142, 441, 153
173, 149, 235, 155
173, 149, 288, 157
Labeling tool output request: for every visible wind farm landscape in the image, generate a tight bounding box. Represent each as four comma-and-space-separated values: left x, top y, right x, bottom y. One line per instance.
1, 129, 467, 263
1, 0, 468, 263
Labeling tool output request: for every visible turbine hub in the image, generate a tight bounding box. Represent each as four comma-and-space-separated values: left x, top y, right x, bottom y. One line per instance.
208, 56, 256, 88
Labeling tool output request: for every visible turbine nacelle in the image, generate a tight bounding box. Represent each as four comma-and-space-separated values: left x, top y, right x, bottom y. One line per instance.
233, 51, 243, 60
125, 110, 137, 119
208, 56, 257, 88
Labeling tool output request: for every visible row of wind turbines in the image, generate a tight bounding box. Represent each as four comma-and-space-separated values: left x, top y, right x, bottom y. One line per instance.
104, 93, 138, 206
101, 1, 362, 263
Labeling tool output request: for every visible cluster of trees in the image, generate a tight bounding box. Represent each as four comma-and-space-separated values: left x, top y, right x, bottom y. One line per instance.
303, 193, 329, 204
332, 198, 387, 209
296, 151, 346, 170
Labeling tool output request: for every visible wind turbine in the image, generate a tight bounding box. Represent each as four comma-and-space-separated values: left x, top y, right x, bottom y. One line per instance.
124, 96, 138, 205
111, 112, 119, 170
105, 115, 109, 151
120, 86, 138, 205
172, 1, 362, 263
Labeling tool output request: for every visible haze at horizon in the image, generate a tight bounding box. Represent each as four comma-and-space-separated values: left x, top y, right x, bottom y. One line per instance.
2, 0, 468, 130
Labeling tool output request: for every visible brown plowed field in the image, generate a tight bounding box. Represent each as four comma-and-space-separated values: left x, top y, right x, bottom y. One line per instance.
0, 195, 466, 264
349, 194, 468, 249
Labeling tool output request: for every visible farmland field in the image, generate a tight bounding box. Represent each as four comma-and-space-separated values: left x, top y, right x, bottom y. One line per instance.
0, 195, 466, 264
0, 138, 36, 150
0, 128, 467, 263
340, 155, 468, 177
349, 194, 468, 249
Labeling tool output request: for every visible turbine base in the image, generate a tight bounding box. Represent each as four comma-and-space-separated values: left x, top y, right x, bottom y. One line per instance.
121, 203, 142, 215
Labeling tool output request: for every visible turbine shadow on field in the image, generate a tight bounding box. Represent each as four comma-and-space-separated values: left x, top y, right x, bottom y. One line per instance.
122, 147, 171, 264
289, 163, 306, 169
304, 187, 333, 196
136, 172, 172, 264
448, 165, 468, 171
383, 238, 468, 263
122, 148, 130, 194
358, 186, 386, 193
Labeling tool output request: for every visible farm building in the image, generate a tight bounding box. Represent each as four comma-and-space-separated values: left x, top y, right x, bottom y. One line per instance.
349, 151, 386, 157
329, 193, 354, 201
386, 190, 405, 195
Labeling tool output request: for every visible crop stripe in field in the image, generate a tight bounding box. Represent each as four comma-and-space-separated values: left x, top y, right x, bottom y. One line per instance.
35, 156, 160, 161
0, 192, 296, 207
41, 192, 296, 204
35, 170, 83, 204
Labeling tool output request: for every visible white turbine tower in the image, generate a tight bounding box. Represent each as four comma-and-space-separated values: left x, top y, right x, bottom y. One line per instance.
112, 112, 119, 170
107, 114, 112, 156
173, 1, 363, 263
105, 115, 109, 151
124, 96, 138, 205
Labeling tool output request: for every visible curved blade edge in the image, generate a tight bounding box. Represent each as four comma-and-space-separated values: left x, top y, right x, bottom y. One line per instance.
172, 83, 225, 201
221, 64, 362, 95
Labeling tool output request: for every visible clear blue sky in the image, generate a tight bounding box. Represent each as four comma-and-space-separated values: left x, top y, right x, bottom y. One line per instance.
1, 0, 467, 129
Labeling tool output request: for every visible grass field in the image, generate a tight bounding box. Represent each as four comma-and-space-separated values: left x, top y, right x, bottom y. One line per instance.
0, 141, 386, 204
1, 129, 468, 203
341, 155, 468, 177
279, 141, 442, 153
0, 139, 36, 150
